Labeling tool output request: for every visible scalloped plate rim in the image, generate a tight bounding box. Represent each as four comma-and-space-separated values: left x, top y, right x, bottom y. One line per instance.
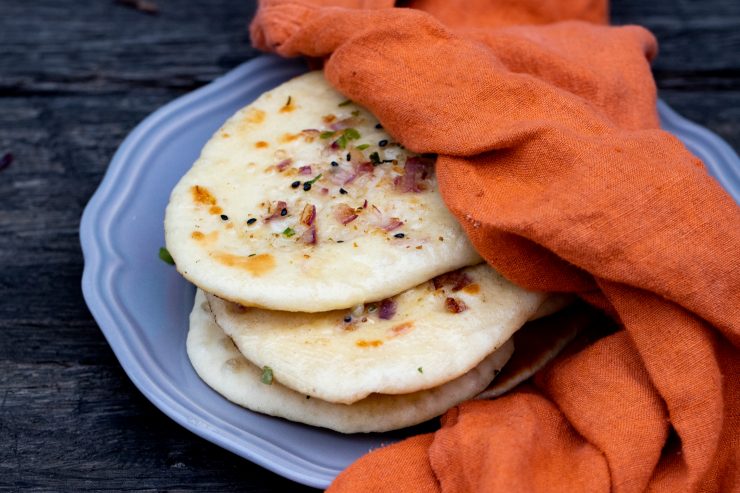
80, 55, 740, 489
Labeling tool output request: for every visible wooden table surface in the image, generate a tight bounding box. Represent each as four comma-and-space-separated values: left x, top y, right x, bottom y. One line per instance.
1, 1, 738, 491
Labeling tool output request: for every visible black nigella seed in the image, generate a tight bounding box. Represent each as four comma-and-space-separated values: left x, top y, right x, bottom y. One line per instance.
291, 180, 300, 188
331, 161, 339, 167
303, 182, 312, 191
337, 240, 344, 243
346, 153, 351, 161
220, 214, 228, 221
280, 208, 287, 216
375, 123, 382, 129
339, 188, 348, 195
394, 233, 405, 238
343, 315, 352, 323
246, 218, 257, 225
378, 139, 388, 147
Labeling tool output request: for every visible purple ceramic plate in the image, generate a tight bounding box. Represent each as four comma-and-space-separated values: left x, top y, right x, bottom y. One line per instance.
80, 55, 740, 489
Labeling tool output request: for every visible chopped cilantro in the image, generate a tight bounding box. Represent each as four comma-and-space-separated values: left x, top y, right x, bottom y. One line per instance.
418, 367, 423, 374
282, 227, 296, 238
261, 366, 274, 385
158, 247, 175, 265
343, 128, 361, 140
320, 131, 335, 139
351, 110, 360, 117
356, 144, 370, 150
335, 128, 361, 149
305, 173, 323, 186
338, 100, 352, 107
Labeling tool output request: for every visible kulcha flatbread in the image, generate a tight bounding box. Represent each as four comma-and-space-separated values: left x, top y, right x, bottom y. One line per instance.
208, 263, 546, 404
188, 290, 514, 433
165, 71, 481, 313
475, 307, 588, 399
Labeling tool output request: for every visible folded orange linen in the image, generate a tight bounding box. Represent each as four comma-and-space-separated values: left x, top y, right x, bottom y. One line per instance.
250, 1, 740, 491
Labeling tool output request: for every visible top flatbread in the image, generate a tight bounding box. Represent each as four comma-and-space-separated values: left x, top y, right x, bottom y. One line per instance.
165, 71, 481, 312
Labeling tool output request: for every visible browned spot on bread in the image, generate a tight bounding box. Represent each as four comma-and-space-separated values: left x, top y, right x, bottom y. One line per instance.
280, 133, 300, 143
192, 185, 216, 206
322, 114, 336, 124
356, 339, 383, 348
213, 252, 276, 276
255, 141, 269, 149
280, 99, 297, 113
192, 231, 218, 245
245, 108, 265, 124
388, 321, 414, 338
463, 283, 480, 294
209, 205, 223, 215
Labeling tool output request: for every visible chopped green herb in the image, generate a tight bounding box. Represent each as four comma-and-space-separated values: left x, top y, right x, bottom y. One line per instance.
158, 247, 175, 265
335, 128, 361, 149
338, 100, 352, 107
355, 144, 370, 150
248, 253, 256, 257
369, 152, 381, 165
320, 131, 335, 139
305, 173, 323, 186
261, 366, 273, 385
282, 227, 296, 237
351, 110, 360, 117
286, 96, 292, 106
344, 128, 361, 140
418, 367, 423, 373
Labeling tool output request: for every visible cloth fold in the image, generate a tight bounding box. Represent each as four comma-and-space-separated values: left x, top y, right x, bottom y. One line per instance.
250, 1, 740, 491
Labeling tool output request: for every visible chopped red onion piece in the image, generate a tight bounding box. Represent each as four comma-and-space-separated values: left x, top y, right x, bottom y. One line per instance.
300, 204, 316, 226
300, 224, 317, 244
298, 165, 312, 175
378, 298, 397, 320
334, 204, 358, 225
394, 156, 434, 193
276, 159, 292, 171
264, 200, 288, 222
382, 218, 404, 232
445, 297, 468, 313
433, 269, 473, 291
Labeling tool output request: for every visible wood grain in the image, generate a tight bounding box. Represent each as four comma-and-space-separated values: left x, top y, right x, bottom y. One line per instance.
0, 0, 737, 491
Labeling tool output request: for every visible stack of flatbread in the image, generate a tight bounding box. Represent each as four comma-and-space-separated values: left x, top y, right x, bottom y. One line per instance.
165, 72, 581, 433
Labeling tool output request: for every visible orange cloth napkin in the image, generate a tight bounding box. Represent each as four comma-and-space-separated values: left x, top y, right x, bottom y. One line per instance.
250, 1, 740, 491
